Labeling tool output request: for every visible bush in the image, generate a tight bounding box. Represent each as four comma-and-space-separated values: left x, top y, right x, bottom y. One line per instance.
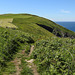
31, 37, 75, 75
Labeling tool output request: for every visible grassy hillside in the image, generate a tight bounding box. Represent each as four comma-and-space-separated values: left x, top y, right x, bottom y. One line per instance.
0, 14, 75, 75
12, 14, 75, 38
12, 18, 54, 37
0, 27, 34, 74
0, 14, 75, 38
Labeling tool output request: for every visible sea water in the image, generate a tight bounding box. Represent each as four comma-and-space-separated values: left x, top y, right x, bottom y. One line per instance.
55, 22, 75, 32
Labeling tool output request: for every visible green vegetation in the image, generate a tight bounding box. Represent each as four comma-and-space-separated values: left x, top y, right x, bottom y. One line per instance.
12, 18, 54, 37
1, 62, 16, 75
0, 14, 75, 75
12, 15, 75, 38
21, 57, 33, 75
0, 14, 75, 38
0, 27, 34, 74
31, 37, 75, 75
0, 14, 32, 19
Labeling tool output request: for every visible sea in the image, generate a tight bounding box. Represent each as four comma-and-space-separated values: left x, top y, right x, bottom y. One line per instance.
55, 22, 75, 32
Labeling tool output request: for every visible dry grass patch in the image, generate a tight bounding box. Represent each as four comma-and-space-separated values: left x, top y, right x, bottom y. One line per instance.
0, 19, 17, 29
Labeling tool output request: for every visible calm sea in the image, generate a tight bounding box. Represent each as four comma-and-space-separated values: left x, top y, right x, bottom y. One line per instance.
55, 22, 75, 32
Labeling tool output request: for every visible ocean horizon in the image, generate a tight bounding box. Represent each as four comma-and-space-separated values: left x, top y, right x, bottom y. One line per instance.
55, 22, 75, 32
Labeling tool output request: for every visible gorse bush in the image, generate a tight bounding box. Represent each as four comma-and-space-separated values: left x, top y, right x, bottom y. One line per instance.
31, 37, 75, 75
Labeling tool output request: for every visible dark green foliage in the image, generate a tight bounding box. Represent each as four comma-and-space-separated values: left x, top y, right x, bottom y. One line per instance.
1, 62, 16, 75
31, 37, 75, 75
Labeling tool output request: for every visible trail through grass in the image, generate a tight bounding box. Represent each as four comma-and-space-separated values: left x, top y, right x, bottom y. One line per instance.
3, 45, 39, 75
26, 45, 39, 75
11, 55, 22, 75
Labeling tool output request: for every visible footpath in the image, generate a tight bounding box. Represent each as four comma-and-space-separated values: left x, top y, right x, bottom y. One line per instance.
10, 45, 39, 75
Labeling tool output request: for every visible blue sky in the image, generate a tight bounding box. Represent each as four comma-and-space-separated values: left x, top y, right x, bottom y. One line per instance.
0, 0, 75, 21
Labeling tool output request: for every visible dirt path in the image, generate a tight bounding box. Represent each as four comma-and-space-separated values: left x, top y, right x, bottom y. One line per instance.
10, 45, 39, 75
29, 45, 34, 56
11, 58, 21, 75
26, 59, 39, 75
11, 50, 25, 75
26, 45, 39, 75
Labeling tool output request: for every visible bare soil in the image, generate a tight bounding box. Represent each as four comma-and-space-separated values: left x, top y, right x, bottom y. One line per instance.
26, 45, 39, 75
11, 50, 25, 75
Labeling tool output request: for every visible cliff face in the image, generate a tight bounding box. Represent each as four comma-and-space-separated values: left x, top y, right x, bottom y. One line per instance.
36, 23, 75, 38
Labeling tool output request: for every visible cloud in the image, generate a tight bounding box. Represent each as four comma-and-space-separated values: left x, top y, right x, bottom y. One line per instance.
61, 9, 70, 13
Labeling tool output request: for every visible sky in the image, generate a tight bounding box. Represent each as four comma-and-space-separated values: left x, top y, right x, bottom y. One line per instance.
0, 0, 75, 21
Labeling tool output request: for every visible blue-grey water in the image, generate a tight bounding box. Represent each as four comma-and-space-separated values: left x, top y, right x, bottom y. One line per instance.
55, 22, 75, 32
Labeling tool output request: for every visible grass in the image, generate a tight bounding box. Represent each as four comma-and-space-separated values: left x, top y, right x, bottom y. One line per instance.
21, 57, 33, 75
0, 14, 32, 19
31, 37, 75, 75
12, 18, 54, 37
0, 27, 34, 74
12, 15, 75, 38
0, 18, 17, 28
0, 13, 75, 75
1, 62, 16, 75
0, 14, 75, 38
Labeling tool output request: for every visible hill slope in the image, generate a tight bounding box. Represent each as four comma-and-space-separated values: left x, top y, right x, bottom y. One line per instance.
0, 14, 75, 38
0, 14, 75, 75
12, 14, 75, 38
